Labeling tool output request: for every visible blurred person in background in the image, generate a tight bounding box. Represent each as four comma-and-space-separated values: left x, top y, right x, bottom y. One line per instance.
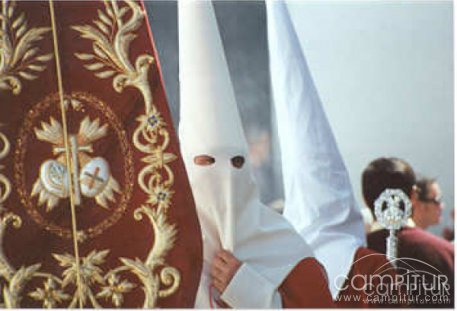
412, 177, 445, 230
363, 157, 454, 308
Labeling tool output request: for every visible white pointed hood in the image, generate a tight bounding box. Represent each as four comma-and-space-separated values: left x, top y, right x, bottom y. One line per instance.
266, 0, 366, 299
179, 0, 313, 308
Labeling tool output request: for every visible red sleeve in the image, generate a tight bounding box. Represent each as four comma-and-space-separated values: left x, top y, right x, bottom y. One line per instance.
278, 257, 335, 308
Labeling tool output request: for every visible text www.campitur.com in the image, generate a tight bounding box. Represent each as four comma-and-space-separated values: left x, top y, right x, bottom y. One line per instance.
336, 294, 451, 305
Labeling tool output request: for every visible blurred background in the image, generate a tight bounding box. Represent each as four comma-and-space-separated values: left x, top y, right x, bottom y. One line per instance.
144, 0, 454, 237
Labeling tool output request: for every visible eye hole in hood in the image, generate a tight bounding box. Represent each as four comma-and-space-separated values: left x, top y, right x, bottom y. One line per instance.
194, 155, 216, 166
231, 156, 245, 169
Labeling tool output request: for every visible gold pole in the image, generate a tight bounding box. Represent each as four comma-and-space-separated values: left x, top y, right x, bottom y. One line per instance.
48, 0, 83, 307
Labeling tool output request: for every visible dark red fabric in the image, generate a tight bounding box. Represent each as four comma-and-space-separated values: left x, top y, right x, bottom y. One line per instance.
279, 257, 335, 308
336, 247, 406, 308
368, 228, 454, 308
0, 1, 201, 307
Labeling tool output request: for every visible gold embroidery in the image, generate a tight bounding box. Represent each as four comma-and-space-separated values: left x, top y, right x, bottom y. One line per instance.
3, 248, 122, 308
3, 264, 42, 308
3, 103, 180, 308
73, 0, 180, 307
0, 124, 33, 309
52, 249, 109, 308
31, 115, 121, 211
0, 131, 11, 209
0, 0, 52, 95
0, 128, 20, 282
72, 0, 154, 114
28, 278, 70, 308
0, 0, 182, 307
96, 274, 135, 307
14, 92, 134, 241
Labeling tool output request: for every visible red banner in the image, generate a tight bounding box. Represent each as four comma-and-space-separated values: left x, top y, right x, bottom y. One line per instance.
0, 0, 202, 307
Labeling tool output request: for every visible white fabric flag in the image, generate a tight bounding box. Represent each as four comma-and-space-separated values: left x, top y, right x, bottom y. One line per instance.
266, 0, 366, 299
178, 0, 313, 307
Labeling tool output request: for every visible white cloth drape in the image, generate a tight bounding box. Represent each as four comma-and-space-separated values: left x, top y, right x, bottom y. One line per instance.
178, 0, 314, 307
266, 0, 366, 298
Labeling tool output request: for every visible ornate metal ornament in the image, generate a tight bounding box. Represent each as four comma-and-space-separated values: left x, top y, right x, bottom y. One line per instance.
374, 188, 412, 266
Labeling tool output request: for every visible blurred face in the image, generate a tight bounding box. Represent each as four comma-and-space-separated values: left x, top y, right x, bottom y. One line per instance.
417, 182, 444, 228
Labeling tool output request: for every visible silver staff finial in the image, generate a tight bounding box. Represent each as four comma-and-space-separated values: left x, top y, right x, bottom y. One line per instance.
374, 188, 412, 266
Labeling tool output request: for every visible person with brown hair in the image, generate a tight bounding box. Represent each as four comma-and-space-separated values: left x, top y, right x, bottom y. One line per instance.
413, 177, 445, 230
363, 157, 454, 308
